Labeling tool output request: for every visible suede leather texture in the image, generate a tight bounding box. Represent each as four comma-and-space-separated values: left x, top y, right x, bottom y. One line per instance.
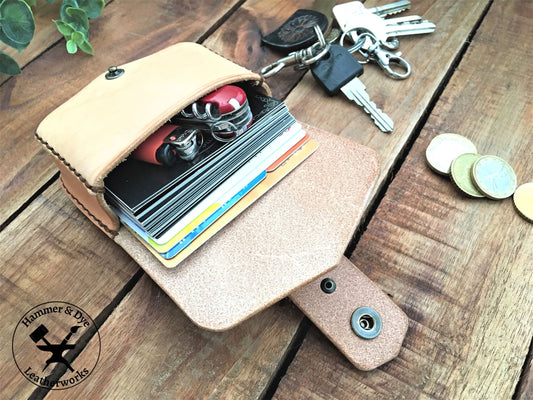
114, 124, 381, 331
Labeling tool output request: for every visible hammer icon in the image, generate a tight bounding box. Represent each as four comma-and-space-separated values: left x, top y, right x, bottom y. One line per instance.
29, 324, 80, 372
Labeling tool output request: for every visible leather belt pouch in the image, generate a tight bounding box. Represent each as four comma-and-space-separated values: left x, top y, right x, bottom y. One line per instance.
35, 42, 408, 370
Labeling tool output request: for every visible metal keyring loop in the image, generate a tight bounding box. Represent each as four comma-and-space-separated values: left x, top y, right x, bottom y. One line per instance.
313, 24, 326, 48
339, 29, 369, 55
211, 120, 239, 142
260, 24, 330, 77
300, 42, 331, 66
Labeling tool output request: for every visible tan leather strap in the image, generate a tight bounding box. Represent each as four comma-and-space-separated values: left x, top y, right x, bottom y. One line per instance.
290, 256, 408, 370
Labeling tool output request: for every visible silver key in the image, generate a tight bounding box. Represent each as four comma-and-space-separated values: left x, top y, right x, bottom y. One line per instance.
333, 1, 411, 33
367, 0, 411, 17
310, 44, 394, 133
341, 79, 394, 132
346, 13, 436, 44
383, 15, 437, 37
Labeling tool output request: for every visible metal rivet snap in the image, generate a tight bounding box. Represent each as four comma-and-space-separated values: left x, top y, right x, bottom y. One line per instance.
320, 278, 336, 294
105, 66, 125, 80
351, 307, 382, 339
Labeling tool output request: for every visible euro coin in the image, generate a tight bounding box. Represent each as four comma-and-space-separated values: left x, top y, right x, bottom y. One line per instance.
450, 153, 485, 198
471, 155, 517, 199
513, 183, 533, 222
426, 133, 477, 175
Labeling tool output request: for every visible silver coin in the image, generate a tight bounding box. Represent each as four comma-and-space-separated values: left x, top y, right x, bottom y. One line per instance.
426, 133, 477, 175
471, 155, 517, 199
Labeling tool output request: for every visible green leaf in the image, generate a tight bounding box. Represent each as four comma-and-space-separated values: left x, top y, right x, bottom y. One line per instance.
71, 30, 83, 45
53, 19, 74, 36
62, 6, 88, 37
65, 38, 77, 53
0, 24, 28, 50
77, 0, 103, 18
0, 50, 21, 74
59, 0, 78, 21
77, 38, 92, 55
0, 0, 35, 45
22, 0, 37, 6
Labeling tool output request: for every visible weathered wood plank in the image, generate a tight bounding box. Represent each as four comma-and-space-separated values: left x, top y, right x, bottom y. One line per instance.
49, 0, 506, 397
3, 0, 529, 398
0, 0, 241, 226
515, 345, 532, 400
0, 183, 140, 399
283, 0, 490, 204
56, 275, 303, 400
0, 1, 63, 85
203, 0, 332, 101
274, 0, 533, 398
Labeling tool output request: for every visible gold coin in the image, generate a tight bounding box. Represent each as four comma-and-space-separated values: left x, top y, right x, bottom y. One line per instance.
450, 153, 485, 198
426, 133, 477, 175
513, 183, 533, 222
471, 155, 517, 199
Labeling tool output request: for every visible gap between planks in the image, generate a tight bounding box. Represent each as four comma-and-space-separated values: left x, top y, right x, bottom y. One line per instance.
29, 268, 145, 400
513, 337, 533, 400
6, 1, 508, 399
345, 0, 495, 258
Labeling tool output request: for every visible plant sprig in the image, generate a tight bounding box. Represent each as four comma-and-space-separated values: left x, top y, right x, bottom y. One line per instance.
0, 0, 104, 75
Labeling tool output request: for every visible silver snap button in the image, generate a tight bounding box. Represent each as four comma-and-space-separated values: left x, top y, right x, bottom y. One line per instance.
351, 307, 382, 339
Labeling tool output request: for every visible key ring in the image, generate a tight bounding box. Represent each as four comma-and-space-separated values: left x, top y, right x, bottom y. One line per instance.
260, 25, 330, 77
163, 128, 204, 161
358, 33, 411, 79
339, 29, 368, 55
340, 30, 411, 79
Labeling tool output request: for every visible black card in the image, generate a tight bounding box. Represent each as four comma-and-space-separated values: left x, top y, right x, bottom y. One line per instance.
105, 90, 284, 214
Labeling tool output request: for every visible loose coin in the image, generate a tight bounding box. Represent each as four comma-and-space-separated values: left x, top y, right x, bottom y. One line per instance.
450, 153, 485, 198
471, 155, 517, 199
425, 133, 477, 175
513, 182, 533, 222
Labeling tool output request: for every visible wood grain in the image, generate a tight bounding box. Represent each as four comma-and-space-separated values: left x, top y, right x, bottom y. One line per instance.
1, 0, 531, 398
51, 275, 303, 400
0, 183, 139, 399
0, 0, 241, 226
515, 348, 532, 400
203, 0, 326, 101
0, 1, 62, 85
283, 0, 491, 206
274, 0, 533, 398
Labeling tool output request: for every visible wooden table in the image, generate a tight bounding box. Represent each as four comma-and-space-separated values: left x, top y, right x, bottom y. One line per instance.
1, 0, 531, 398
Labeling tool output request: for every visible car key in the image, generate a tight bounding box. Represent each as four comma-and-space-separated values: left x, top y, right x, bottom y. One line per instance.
310, 44, 393, 132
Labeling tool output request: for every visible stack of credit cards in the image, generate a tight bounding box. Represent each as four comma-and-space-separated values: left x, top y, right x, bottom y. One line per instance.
105, 87, 317, 267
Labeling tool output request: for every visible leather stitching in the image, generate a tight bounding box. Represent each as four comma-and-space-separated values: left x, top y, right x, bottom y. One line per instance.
59, 175, 118, 237
35, 132, 105, 194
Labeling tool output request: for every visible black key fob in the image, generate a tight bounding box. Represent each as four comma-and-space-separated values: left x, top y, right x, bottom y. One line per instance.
261, 9, 329, 52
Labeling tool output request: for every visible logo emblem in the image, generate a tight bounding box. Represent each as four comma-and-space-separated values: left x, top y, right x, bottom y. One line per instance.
12, 301, 100, 390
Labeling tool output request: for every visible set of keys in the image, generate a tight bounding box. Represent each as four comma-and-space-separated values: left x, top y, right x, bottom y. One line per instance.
259, 1, 436, 133
333, 0, 435, 50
